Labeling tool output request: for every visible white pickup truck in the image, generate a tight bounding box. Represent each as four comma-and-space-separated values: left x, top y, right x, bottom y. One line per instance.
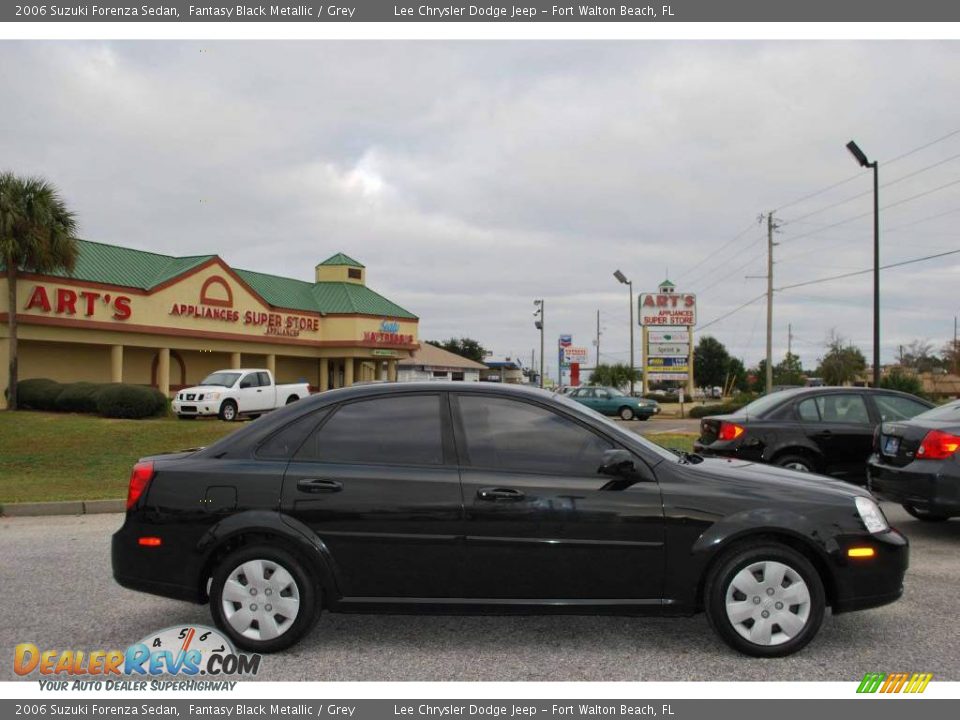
172, 368, 310, 421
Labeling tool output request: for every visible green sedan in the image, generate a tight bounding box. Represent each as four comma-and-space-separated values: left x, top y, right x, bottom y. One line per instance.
565, 386, 660, 421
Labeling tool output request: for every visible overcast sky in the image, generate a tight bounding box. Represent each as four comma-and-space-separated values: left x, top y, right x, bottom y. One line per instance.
2, 40, 959, 379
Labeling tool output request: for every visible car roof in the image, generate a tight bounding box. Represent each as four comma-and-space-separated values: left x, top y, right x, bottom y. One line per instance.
313, 381, 552, 401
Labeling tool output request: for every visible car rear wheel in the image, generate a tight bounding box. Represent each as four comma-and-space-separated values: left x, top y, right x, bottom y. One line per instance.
618, 406, 635, 421
705, 542, 825, 657
773, 453, 816, 473
218, 400, 238, 422
209, 544, 319, 653
902, 503, 951, 522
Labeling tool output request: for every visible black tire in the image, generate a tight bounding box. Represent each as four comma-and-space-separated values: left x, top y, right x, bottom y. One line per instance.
705, 542, 825, 658
618, 406, 635, 421
209, 544, 319, 653
218, 400, 238, 422
285, 395, 299, 405
773, 452, 816, 474
903, 503, 951, 522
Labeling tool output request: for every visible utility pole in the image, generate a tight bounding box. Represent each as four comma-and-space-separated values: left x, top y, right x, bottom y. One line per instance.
954, 316, 958, 375
787, 323, 793, 358
596, 310, 600, 365
765, 212, 776, 394
534, 299, 545, 388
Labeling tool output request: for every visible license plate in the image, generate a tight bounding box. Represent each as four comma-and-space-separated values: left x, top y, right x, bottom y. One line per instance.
883, 436, 900, 455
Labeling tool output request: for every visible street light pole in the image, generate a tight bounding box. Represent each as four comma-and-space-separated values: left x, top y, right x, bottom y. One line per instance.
534, 299, 545, 388
846, 140, 881, 387
614, 270, 635, 396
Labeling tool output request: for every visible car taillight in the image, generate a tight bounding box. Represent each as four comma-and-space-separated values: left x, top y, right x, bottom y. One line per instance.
916, 430, 960, 460
718, 422, 745, 441
126, 461, 155, 509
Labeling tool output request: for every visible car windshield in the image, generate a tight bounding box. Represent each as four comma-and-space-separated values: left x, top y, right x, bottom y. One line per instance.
736, 392, 793, 419
199, 372, 240, 388
913, 399, 960, 422
552, 392, 678, 462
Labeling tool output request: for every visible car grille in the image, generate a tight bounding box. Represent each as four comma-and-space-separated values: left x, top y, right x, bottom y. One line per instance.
180, 406, 198, 413
186, 393, 196, 401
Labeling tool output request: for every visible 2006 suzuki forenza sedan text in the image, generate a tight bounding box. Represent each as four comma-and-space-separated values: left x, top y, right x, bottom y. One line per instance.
113, 383, 907, 657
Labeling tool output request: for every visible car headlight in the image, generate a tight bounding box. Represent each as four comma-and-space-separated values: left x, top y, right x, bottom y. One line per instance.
855, 496, 889, 534
206, 392, 221, 400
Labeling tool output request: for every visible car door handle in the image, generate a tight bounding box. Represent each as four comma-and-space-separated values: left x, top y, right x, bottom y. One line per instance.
256, 389, 263, 392
477, 487, 525, 502
297, 478, 342, 493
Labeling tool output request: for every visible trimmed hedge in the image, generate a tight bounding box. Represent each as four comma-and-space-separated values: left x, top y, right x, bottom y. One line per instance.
17, 378, 64, 411
15, 379, 168, 419
55, 382, 103, 414
96, 384, 168, 419
688, 402, 747, 419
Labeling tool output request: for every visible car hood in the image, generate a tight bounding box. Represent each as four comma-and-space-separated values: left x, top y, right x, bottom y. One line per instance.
687, 455, 869, 501
176, 385, 230, 395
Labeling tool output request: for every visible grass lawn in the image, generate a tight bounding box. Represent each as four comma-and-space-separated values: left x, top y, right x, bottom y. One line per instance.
0, 411, 698, 505
0, 411, 241, 504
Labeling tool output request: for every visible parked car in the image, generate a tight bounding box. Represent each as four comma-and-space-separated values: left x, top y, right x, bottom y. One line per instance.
868, 399, 960, 521
568, 386, 659, 420
113, 382, 907, 658
693, 387, 934, 482
172, 368, 310, 421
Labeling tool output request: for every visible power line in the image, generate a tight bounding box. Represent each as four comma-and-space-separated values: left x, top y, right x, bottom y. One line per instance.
697, 293, 767, 332
691, 245, 766, 296
772, 126, 960, 214
776, 248, 960, 292
675, 219, 759, 282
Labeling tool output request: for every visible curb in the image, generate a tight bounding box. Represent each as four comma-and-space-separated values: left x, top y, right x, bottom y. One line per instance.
1, 499, 125, 517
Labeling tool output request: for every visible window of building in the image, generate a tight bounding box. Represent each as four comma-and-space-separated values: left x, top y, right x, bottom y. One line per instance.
348, 268, 362, 280
451, 372, 465, 381
296, 394, 444, 466
432, 371, 448, 378
456, 395, 614, 476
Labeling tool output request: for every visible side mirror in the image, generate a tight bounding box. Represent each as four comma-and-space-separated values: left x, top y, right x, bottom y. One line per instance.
598, 448, 636, 476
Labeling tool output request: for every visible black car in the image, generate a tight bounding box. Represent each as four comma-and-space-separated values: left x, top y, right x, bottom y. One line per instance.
113, 382, 907, 658
868, 399, 960, 521
694, 387, 934, 481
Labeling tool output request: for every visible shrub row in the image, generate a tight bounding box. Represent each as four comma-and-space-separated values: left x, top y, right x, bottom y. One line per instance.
17, 378, 168, 419
688, 401, 748, 419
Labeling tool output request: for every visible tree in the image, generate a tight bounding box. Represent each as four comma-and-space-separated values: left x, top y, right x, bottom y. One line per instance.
942, 339, 960, 376
590, 363, 640, 390
773, 352, 805, 386
899, 339, 942, 373
0, 173, 79, 410
426, 337, 488, 364
880, 367, 926, 398
816, 331, 867, 386
727, 357, 748, 393
693, 335, 731, 388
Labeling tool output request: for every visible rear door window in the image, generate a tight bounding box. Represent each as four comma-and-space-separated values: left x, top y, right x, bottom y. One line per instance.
874, 394, 930, 422
257, 371, 271, 386
797, 398, 820, 421
815, 394, 870, 424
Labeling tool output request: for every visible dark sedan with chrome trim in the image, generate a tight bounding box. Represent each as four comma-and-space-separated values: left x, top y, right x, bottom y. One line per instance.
868, 398, 960, 521
113, 382, 907, 658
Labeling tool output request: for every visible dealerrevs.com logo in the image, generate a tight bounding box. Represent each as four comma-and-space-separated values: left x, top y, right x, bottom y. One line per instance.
857, 672, 933, 694
14, 625, 260, 684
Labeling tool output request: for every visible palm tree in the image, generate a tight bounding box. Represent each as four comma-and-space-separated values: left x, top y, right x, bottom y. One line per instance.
0, 173, 79, 410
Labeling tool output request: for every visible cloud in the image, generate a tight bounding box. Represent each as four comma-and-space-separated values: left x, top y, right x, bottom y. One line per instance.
1, 40, 958, 377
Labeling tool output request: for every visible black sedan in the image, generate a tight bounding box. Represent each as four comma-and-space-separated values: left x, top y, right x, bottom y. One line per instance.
694, 387, 933, 481
113, 382, 907, 658
868, 399, 960, 521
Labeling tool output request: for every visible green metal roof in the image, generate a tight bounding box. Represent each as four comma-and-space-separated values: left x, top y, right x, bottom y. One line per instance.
317, 252, 364, 268
659, 279, 676, 288
13, 239, 416, 319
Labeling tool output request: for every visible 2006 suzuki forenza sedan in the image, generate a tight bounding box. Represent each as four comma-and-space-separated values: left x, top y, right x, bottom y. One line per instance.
113, 383, 907, 657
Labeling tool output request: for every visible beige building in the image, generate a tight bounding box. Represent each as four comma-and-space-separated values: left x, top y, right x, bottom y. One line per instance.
397, 343, 487, 382
0, 240, 419, 409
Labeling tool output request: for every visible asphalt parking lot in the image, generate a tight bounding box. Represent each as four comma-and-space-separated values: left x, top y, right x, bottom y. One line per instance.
1, 504, 957, 682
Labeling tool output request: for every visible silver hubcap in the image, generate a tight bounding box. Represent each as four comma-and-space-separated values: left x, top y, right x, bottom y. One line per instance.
621, 409, 632, 419
784, 462, 810, 472
223, 405, 235, 420
221, 559, 300, 641
725, 560, 811, 646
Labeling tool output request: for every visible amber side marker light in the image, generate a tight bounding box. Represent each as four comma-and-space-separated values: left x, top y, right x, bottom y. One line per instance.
848, 547, 875, 558
138, 537, 162, 547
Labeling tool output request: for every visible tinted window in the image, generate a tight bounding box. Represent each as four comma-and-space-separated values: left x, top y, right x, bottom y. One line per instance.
457, 395, 614, 475
874, 394, 930, 422
815, 394, 870, 423
738, 392, 794, 418
239, 373, 259, 389
257, 372, 271, 387
797, 398, 820, 421
257, 409, 330, 459
296, 395, 444, 466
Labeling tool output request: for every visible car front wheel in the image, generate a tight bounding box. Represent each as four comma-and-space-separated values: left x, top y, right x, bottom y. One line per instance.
209, 544, 319, 653
619, 406, 635, 421
218, 400, 238, 422
773, 453, 816, 473
705, 543, 825, 657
